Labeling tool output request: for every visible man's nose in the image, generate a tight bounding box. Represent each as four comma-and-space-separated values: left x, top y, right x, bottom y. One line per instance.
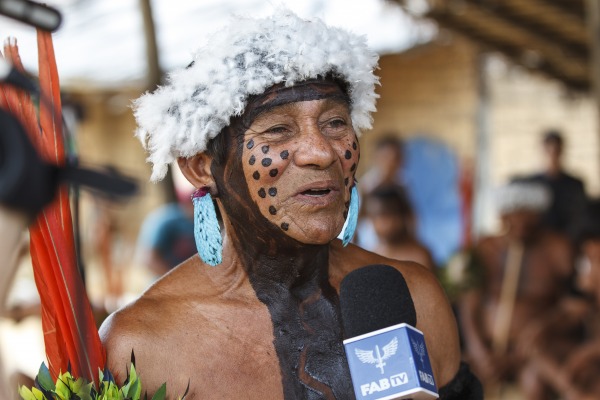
292, 122, 337, 169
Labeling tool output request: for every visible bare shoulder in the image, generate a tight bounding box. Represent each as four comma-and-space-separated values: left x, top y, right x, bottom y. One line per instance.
99, 268, 184, 380
99, 258, 219, 391
329, 241, 445, 300
329, 241, 461, 387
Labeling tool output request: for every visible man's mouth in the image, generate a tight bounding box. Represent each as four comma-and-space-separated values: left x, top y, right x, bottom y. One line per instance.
301, 188, 332, 197
293, 181, 341, 206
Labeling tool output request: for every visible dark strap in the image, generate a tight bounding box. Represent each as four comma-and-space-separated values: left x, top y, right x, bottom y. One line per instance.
439, 362, 483, 400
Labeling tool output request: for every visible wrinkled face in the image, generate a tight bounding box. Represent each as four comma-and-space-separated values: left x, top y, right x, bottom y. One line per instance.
238, 94, 359, 245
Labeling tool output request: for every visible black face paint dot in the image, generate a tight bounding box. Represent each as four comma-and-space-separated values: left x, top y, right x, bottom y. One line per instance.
253, 171, 260, 180
269, 206, 277, 215
249, 155, 256, 165
344, 150, 352, 160
262, 145, 270, 154
281, 222, 289, 231
280, 150, 289, 160
269, 168, 279, 177
268, 187, 277, 197
246, 139, 254, 149
258, 188, 266, 198
262, 158, 272, 167
350, 163, 356, 172
352, 141, 357, 150
344, 177, 349, 186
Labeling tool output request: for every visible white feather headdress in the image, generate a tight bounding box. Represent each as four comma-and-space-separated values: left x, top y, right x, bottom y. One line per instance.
495, 181, 551, 215
133, 9, 380, 181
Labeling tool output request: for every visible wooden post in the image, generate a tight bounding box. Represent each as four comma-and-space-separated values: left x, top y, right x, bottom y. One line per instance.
473, 52, 492, 239
139, 0, 162, 89
139, 0, 177, 202
586, 0, 600, 178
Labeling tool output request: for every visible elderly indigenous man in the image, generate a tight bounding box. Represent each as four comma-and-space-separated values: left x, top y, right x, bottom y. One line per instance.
100, 10, 478, 399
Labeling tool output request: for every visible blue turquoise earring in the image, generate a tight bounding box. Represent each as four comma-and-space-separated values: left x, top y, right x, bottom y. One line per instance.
342, 185, 360, 246
192, 187, 222, 266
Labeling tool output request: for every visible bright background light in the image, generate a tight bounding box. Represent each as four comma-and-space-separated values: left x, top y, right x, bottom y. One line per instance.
0, 0, 435, 85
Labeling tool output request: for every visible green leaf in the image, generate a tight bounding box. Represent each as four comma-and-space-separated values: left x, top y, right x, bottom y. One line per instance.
120, 381, 131, 398
128, 378, 141, 400
70, 377, 85, 393
150, 384, 166, 400
129, 364, 137, 386
31, 387, 46, 400
55, 373, 72, 400
37, 363, 56, 392
77, 382, 94, 400
19, 386, 37, 400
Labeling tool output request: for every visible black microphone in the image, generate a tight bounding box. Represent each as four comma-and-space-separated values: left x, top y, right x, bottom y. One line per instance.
0, 0, 62, 32
340, 264, 438, 399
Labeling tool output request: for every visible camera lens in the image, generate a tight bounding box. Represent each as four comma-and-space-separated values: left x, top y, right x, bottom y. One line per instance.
0, 108, 57, 215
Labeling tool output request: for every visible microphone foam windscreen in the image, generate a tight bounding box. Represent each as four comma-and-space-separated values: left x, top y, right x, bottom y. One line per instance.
339, 264, 416, 339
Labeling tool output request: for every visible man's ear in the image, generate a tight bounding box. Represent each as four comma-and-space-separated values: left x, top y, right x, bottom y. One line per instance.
177, 153, 215, 190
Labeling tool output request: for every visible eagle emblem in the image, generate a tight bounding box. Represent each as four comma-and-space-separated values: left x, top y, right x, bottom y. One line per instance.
411, 338, 426, 365
354, 337, 398, 374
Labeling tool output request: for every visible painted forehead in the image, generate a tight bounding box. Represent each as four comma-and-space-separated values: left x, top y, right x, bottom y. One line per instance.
240, 79, 351, 128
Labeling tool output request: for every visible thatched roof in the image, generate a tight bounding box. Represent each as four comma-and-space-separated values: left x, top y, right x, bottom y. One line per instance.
411, 0, 590, 91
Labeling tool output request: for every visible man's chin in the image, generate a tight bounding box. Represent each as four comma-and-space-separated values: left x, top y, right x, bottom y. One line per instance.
285, 225, 345, 246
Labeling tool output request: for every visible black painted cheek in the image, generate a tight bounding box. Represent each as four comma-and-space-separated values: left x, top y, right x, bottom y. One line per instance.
258, 188, 267, 198
262, 145, 270, 154
262, 158, 273, 167
352, 141, 357, 150
280, 150, 289, 160
350, 163, 356, 172
247, 139, 255, 149
253, 171, 260, 180
344, 150, 352, 160
249, 155, 256, 166
270, 169, 279, 177
268, 187, 278, 197
281, 222, 289, 231
269, 206, 277, 215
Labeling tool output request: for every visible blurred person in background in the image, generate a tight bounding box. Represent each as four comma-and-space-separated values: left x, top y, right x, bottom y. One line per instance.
364, 185, 435, 271
458, 181, 575, 397
360, 134, 405, 194
516, 199, 600, 400
356, 134, 405, 250
521, 130, 586, 239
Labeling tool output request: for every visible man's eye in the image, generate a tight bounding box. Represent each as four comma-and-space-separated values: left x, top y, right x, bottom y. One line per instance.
266, 125, 290, 134
327, 119, 346, 128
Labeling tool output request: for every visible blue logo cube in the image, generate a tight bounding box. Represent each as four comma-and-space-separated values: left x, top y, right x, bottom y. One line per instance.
343, 323, 438, 400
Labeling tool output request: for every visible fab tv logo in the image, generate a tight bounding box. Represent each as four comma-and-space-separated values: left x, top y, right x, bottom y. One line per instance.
343, 323, 438, 399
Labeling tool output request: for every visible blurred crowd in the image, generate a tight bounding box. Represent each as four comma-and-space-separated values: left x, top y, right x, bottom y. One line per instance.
2, 126, 600, 400
356, 130, 600, 399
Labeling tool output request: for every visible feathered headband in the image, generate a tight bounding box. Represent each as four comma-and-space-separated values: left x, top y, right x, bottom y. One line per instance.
133, 9, 380, 181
